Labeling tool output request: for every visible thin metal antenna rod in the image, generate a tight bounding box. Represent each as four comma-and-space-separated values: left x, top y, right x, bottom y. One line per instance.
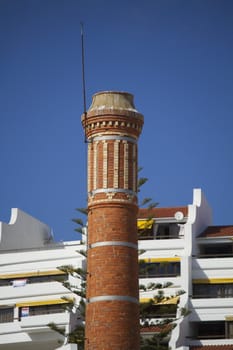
80, 22, 88, 142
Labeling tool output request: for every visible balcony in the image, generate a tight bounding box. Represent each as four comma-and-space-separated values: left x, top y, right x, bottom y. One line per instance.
189, 297, 233, 324
20, 311, 70, 329
138, 222, 184, 241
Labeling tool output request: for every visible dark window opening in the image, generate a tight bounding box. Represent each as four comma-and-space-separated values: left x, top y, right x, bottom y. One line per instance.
190, 321, 233, 340
155, 223, 182, 240
197, 321, 225, 339
193, 283, 233, 298
199, 243, 233, 258
227, 321, 233, 338
0, 307, 14, 323
139, 261, 180, 278
0, 274, 68, 287
138, 222, 184, 240
141, 304, 177, 319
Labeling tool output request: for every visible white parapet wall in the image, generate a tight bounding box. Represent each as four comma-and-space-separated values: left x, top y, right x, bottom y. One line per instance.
0, 208, 52, 250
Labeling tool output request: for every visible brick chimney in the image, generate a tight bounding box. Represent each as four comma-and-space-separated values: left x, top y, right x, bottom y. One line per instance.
82, 91, 144, 350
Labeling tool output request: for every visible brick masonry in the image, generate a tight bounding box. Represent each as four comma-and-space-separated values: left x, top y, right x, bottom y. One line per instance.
82, 91, 144, 350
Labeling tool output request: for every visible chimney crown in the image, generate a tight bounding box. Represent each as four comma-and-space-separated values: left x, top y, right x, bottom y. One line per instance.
88, 91, 138, 112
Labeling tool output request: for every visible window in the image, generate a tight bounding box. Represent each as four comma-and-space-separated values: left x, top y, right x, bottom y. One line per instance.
226, 321, 233, 338
199, 243, 233, 258
0, 306, 14, 323
139, 261, 180, 278
155, 223, 181, 239
193, 283, 233, 298
197, 321, 225, 339
193, 321, 233, 340
27, 274, 68, 284
0, 274, 68, 287
19, 303, 66, 319
141, 304, 177, 319
138, 222, 184, 240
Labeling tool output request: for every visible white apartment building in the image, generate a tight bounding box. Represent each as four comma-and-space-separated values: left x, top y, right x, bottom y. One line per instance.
138, 188, 233, 350
0, 208, 85, 350
1, 188, 233, 350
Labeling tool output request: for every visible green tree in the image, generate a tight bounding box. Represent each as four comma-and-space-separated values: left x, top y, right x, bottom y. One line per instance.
48, 263, 86, 349
139, 282, 186, 349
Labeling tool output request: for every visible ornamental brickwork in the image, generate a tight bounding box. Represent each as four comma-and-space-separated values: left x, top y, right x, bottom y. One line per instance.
82, 91, 144, 350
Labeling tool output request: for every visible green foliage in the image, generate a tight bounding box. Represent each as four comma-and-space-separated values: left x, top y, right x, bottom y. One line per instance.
58, 265, 87, 279
75, 208, 88, 216
66, 168, 190, 349
176, 289, 185, 296
139, 282, 190, 349
72, 208, 88, 235
140, 335, 169, 350
147, 201, 159, 210
138, 249, 146, 256
68, 325, 85, 349
48, 322, 65, 336
48, 264, 86, 348
72, 218, 84, 226
138, 177, 148, 192
163, 282, 173, 288
139, 284, 147, 291
137, 167, 159, 211
140, 197, 153, 207
147, 282, 161, 291
180, 307, 191, 317
48, 322, 85, 349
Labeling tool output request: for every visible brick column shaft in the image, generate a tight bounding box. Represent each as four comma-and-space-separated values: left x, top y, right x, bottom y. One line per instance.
82, 91, 144, 350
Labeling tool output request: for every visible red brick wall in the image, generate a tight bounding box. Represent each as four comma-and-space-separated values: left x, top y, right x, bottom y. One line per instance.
85, 301, 140, 350
82, 92, 143, 350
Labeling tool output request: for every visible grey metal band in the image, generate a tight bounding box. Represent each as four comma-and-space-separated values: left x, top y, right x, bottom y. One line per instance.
92, 135, 137, 144
88, 295, 139, 304
89, 241, 138, 250
89, 188, 137, 197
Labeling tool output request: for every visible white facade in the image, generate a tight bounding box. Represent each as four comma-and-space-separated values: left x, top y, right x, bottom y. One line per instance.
1, 189, 233, 350
138, 188, 233, 350
0, 209, 85, 350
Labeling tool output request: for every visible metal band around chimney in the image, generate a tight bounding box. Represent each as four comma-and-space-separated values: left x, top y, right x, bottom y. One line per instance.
89, 188, 137, 197
92, 135, 137, 144
88, 295, 139, 304
89, 241, 137, 250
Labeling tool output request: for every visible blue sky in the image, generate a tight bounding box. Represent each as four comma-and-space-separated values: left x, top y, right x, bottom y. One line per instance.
0, 0, 233, 242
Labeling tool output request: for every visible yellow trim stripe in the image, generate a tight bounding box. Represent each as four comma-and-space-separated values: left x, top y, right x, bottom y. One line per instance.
140, 296, 179, 305
0, 270, 65, 279
137, 219, 154, 230
16, 298, 73, 307
193, 278, 233, 284
140, 257, 180, 263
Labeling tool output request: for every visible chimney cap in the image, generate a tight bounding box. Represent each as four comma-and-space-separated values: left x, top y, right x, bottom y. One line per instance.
88, 91, 138, 112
